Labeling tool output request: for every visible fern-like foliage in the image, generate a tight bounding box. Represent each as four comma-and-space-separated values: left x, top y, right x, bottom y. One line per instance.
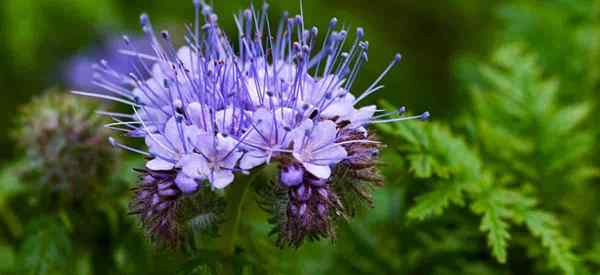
378, 44, 595, 274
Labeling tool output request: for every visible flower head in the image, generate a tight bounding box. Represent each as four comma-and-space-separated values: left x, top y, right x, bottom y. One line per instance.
78, 1, 428, 246
15, 91, 116, 197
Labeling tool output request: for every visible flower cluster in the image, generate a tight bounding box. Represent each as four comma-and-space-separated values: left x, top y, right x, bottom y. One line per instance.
77, 1, 428, 246
14, 91, 116, 197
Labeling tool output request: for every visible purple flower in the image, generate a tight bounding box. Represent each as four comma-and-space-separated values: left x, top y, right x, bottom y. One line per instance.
239, 107, 295, 170
77, 1, 428, 246
291, 119, 347, 179
179, 132, 243, 189
280, 163, 304, 187
65, 35, 152, 92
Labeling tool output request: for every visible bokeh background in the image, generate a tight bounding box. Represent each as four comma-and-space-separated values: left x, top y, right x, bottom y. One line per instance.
0, 0, 599, 274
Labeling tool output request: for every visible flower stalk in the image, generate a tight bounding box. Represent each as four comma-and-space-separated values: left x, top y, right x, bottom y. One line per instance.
219, 175, 254, 257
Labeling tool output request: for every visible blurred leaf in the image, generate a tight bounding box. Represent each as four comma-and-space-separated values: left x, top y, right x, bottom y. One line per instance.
524, 211, 578, 275
18, 217, 72, 275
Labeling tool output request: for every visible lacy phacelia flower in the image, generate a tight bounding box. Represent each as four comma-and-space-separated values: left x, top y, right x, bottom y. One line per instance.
65, 35, 153, 92
14, 91, 116, 197
77, 1, 428, 246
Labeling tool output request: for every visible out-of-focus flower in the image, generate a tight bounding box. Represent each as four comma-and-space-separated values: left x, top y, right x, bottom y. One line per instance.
64, 35, 153, 92
14, 91, 116, 196
77, 1, 428, 246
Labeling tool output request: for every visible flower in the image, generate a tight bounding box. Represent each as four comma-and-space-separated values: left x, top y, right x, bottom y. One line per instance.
64, 35, 153, 92
178, 132, 243, 189
77, 1, 428, 246
291, 119, 347, 179
14, 91, 117, 197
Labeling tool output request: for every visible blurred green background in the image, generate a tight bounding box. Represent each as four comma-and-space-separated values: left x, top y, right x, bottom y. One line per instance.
1, 0, 599, 274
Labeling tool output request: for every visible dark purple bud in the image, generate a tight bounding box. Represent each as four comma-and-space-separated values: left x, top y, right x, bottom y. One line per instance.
280, 164, 304, 187
156, 201, 171, 211
143, 175, 154, 184
295, 185, 312, 202
139, 190, 151, 199
317, 188, 328, 199
151, 194, 160, 206
317, 204, 327, 216
158, 189, 178, 197
289, 204, 298, 217
308, 177, 327, 187
158, 181, 173, 190
299, 203, 307, 217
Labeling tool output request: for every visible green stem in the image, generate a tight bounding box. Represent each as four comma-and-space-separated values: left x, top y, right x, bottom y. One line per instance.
0, 202, 23, 238
218, 175, 255, 274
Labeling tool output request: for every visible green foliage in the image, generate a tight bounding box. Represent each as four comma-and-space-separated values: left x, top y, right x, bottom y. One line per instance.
376, 41, 595, 274
18, 217, 72, 275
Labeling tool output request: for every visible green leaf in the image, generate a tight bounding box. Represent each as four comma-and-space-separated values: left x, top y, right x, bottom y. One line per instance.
480, 208, 510, 263
524, 211, 578, 275
18, 217, 72, 275
407, 180, 466, 220
406, 154, 433, 178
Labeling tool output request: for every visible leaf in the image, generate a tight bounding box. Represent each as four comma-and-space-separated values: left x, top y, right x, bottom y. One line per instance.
524, 211, 578, 275
177, 249, 222, 275
18, 217, 72, 275
407, 180, 466, 220
406, 154, 433, 178
474, 199, 511, 263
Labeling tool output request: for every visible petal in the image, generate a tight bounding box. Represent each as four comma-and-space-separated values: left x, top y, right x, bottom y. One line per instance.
146, 158, 174, 171
177, 46, 197, 70
187, 102, 209, 129
245, 79, 262, 106
132, 88, 151, 105
164, 117, 184, 151
190, 131, 215, 158
253, 108, 275, 137
312, 144, 348, 165
221, 150, 243, 169
137, 108, 169, 131
239, 150, 268, 170
347, 105, 377, 128
215, 133, 238, 154
321, 95, 355, 119
274, 107, 296, 128
175, 173, 199, 194
215, 107, 236, 133
179, 154, 209, 178
291, 119, 314, 148
303, 162, 331, 179
145, 134, 176, 159
310, 120, 338, 149
211, 169, 235, 189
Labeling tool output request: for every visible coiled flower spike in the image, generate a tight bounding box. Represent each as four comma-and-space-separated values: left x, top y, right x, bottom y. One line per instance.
76, 1, 428, 247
